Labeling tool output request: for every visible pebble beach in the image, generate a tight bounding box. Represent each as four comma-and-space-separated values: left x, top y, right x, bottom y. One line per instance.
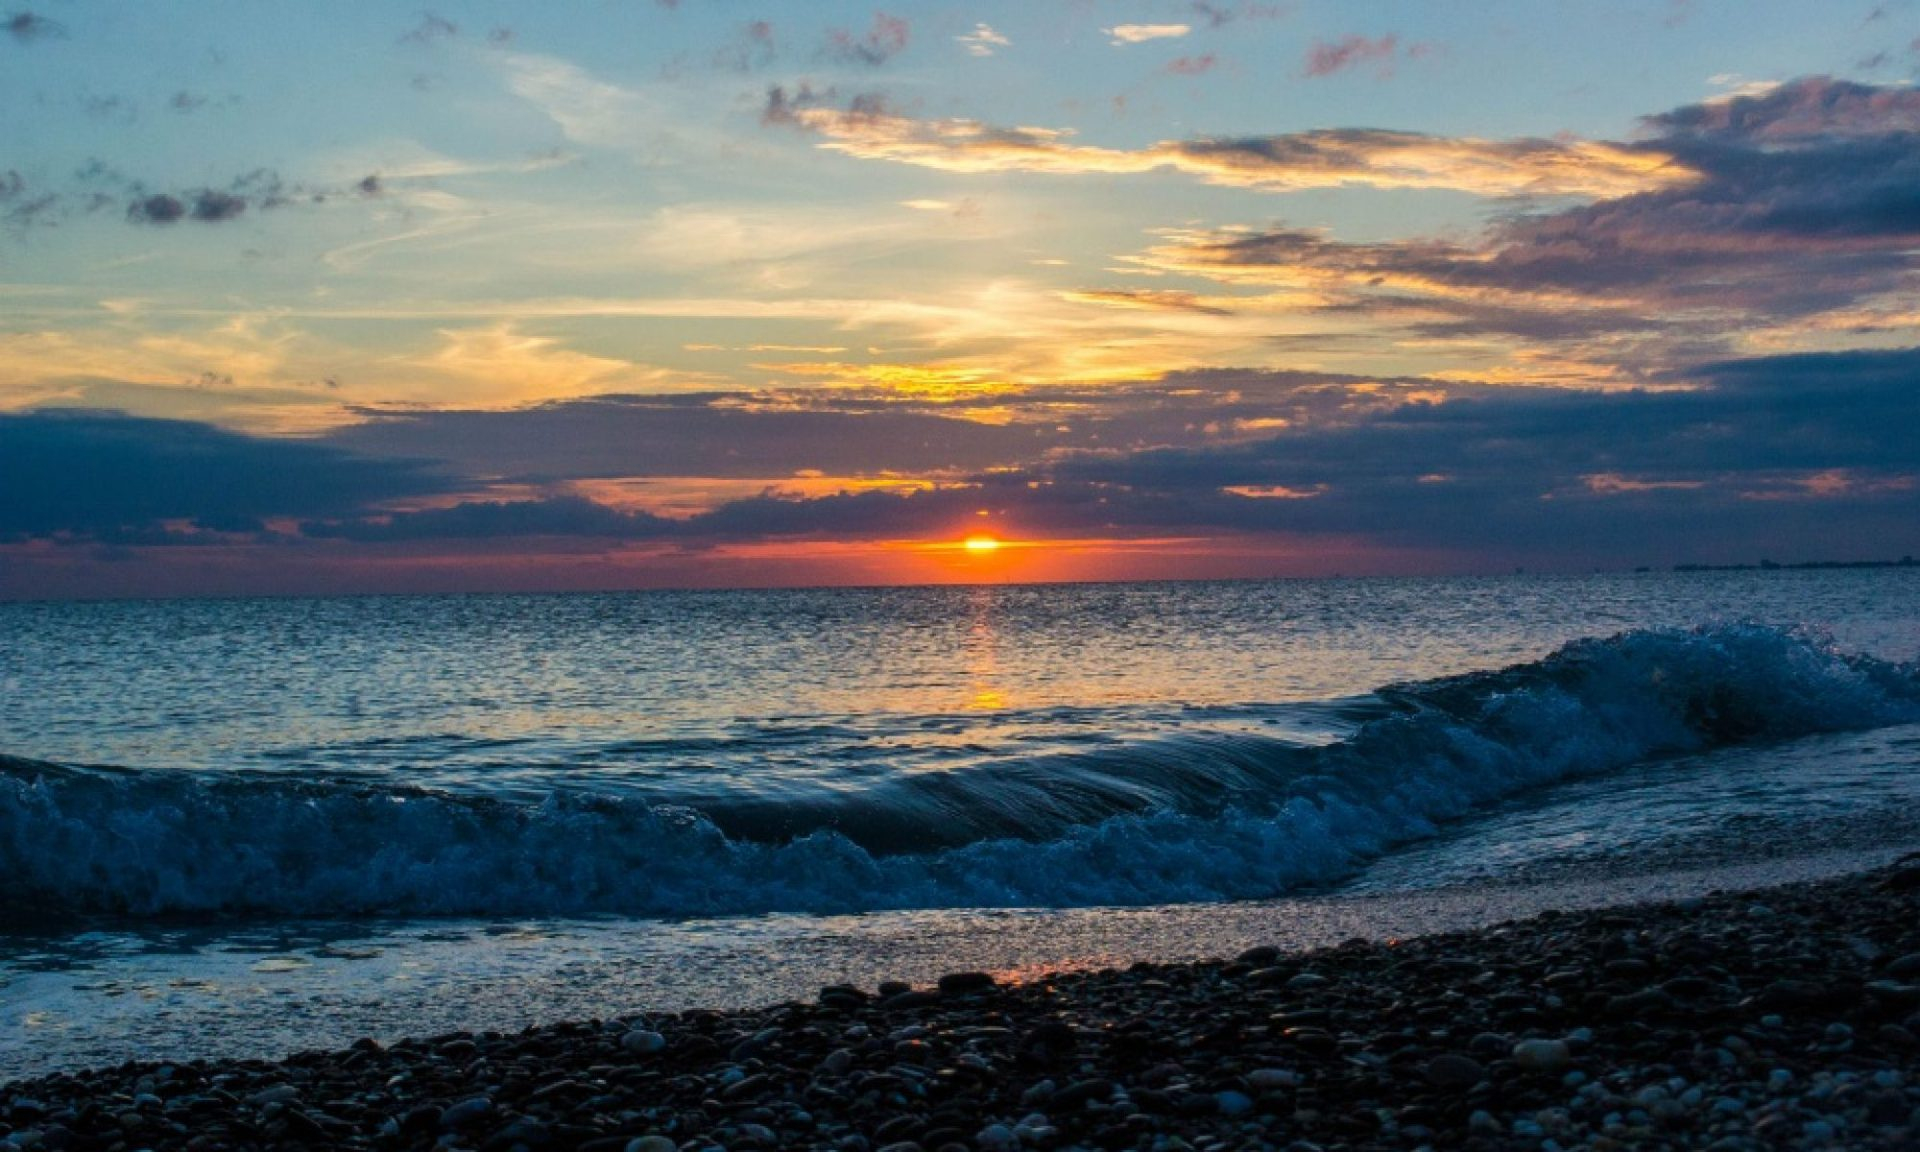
6, 857, 1920, 1152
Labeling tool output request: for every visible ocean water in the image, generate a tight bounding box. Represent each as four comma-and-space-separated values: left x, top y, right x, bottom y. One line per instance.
3, 571, 1919, 1078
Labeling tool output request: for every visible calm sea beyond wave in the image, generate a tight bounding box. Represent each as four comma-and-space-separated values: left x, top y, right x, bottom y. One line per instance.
4, 570, 1920, 1077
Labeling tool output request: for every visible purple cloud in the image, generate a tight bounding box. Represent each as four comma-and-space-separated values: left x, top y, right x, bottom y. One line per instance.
824, 12, 909, 67
1304, 34, 1397, 78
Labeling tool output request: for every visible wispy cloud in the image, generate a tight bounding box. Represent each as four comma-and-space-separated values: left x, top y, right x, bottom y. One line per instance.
823, 12, 910, 67
763, 89, 1696, 198
1167, 54, 1219, 76
957, 23, 1010, 57
714, 20, 777, 73
1064, 289, 1234, 316
1190, 2, 1289, 28
1107, 24, 1192, 46
398, 12, 458, 47
1304, 34, 1398, 78
5, 10, 62, 43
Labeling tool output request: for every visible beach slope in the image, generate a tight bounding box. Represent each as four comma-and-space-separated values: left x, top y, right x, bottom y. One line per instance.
6, 859, 1920, 1150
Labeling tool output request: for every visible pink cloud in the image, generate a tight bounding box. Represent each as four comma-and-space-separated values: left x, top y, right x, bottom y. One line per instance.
826, 12, 910, 67
1304, 34, 1397, 78
1167, 54, 1219, 76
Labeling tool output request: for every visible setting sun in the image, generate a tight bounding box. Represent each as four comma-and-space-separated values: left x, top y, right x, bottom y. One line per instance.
963, 535, 1002, 554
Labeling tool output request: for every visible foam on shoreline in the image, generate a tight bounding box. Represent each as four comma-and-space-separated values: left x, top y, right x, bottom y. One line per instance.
4, 842, 1912, 1085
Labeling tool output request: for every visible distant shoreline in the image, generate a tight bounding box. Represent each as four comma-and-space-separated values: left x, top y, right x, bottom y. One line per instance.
1658, 556, 1919, 573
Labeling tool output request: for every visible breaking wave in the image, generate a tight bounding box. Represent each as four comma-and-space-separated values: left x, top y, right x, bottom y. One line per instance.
3, 623, 1916, 919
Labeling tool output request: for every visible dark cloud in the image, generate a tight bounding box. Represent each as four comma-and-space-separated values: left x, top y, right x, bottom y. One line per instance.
169, 91, 208, 113
82, 94, 136, 123
328, 392, 1071, 481
126, 194, 186, 224
761, 83, 884, 128
0, 177, 54, 228
1644, 77, 1920, 140
5, 164, 363, 236
126, 187, 257, 225
0, 411, 453, 542
1033, 350, 1920, 557
190, 189, 246, 222
5, 10, 61, 42
399, 12, 457, 46
823, 12, 908, 67
305, 496, 675, 543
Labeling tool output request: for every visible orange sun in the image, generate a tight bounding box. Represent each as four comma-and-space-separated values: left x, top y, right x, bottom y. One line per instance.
963, 535, 1001, 553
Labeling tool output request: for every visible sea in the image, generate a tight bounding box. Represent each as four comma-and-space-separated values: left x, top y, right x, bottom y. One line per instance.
3, 571, 1919, 1081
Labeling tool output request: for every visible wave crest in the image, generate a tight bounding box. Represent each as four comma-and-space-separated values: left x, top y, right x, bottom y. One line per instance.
3, 623, 1914, 919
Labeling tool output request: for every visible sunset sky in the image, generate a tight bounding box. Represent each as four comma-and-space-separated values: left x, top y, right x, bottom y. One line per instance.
5, 1, 1920, 597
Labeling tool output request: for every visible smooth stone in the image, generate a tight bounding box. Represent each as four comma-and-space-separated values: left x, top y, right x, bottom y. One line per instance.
1425, 1053, 1486, 1088
440, 1096, 494, 1129
626, 1138, 677, 1152
1053, 1078, 1116, 1109
1512, 1038, 1573, 1072
730, 1026, 782, 1060
1247, 1068, 1299, 1091
1215, 1090, 1254, 1116
975, 1123, 1018, 1151
622, 1029, 667, 1055
937, 971, 997, 994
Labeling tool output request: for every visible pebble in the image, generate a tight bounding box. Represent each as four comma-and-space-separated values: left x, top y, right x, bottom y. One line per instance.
621, 1028, 667, 1055
439, 1095, 493, 1129
1513, 1038, 1572, 1072
1424, 1053, 1486, 1088
938, 971, 998, 994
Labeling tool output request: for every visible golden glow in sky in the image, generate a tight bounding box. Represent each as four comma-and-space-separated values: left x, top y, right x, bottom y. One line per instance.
963, 535, 1002, 554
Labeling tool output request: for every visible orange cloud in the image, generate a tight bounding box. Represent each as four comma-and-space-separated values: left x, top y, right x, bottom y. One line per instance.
766, 90, 1697, 198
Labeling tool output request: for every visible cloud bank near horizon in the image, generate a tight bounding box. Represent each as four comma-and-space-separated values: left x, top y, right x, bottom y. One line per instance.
7, 345, 1916, 580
